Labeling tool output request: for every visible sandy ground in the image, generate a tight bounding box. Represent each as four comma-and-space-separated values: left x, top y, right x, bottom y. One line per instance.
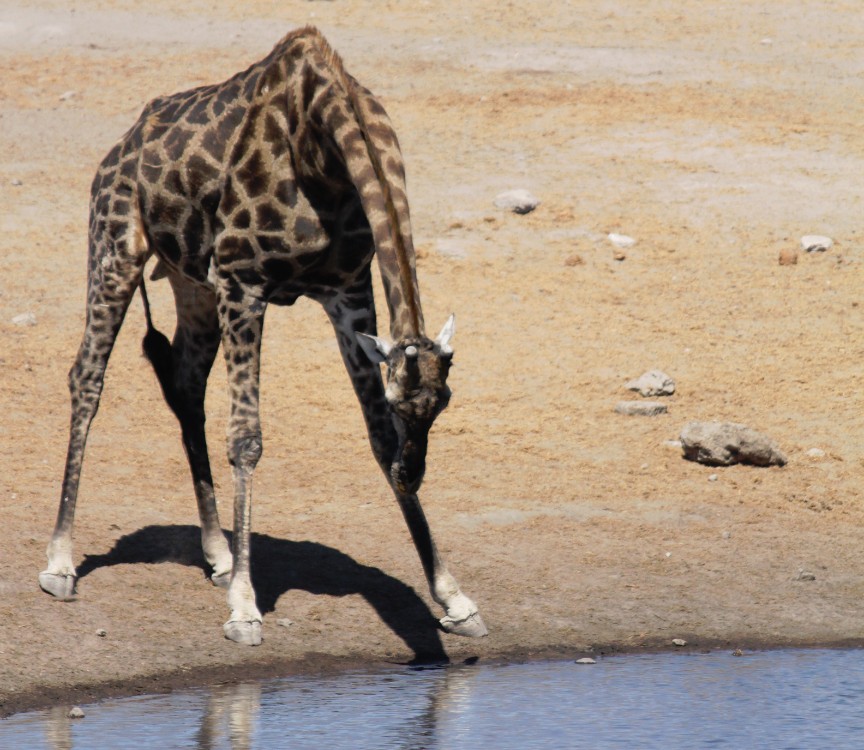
2, 0, 864, 718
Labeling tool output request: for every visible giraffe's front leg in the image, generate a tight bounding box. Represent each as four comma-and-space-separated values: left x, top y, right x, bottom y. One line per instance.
218, 286, 266, 646
396, 491, 488, 638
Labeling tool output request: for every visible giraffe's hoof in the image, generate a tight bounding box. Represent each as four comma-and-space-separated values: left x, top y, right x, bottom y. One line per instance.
210, 572, 231, 589
440, 611, 488, 638
223, 619, 262, 646
39, 571, 77, 601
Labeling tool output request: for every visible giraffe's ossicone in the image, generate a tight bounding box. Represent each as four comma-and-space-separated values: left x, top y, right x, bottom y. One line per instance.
39, 26, 486, 646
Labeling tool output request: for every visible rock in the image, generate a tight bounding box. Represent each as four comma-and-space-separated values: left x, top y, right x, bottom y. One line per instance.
679, 421, 787, 467
708, 474, 718, 482
778, 247, 798, 266
615, 400, 668, 416
576, 657, 596, 664
806, 448, 826, 459
800, 235, 833, 253
626, 370, 675, 397
672, 638, 687, 647
11, 312, 37, 326
564, 253, 584, 266
68, 706, 85, 719
11, 178, 22, 187
796, 569, 816, 581
612, 249, 626, 261
662, 439, 683, 450
732, 648, 744, 657
276, 618, 294, 628
722, 531, 731, 539
59, 90, 76, 101
95, 628, 107, 637
608, 233, 636, 248
493, 189, 539, 214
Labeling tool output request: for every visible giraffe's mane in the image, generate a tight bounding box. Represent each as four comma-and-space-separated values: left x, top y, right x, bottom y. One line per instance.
283, 26, 422, 337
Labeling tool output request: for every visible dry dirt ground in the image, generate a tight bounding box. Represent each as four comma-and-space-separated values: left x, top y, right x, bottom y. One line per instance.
2, 0, 864, 718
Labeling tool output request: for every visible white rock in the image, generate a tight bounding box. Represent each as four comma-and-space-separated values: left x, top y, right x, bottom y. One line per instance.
95, 628, 107, 637
11, 312, 36, 326
626, 370, 675, 397
663, 439, 683, 450
805, 448, 826, 458
59, 90, 76, 101
608, 233, 636, 248
276, 618, 294, 628
68, 706, 85, 719
615, 400, 668, 416
576, 657, 596, 664
11, 178, 22, 186
493, 189, 539, 214
800, 235, 833, 252
672, 638, 687, 647
708, 474, 718, 482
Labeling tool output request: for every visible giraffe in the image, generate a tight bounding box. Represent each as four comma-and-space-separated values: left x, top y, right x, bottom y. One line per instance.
39, 26, 487, 646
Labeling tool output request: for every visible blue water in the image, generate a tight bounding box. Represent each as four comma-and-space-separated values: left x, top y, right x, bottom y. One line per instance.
3, 649, 864, 749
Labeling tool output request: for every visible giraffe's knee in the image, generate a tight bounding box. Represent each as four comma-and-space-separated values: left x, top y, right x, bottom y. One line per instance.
228, 432, 263, 472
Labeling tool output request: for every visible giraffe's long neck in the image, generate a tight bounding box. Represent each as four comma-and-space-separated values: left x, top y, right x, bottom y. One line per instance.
286, 28, 425, 340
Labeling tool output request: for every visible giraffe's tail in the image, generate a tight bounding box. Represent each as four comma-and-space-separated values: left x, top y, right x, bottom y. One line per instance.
139, 279, 184, 417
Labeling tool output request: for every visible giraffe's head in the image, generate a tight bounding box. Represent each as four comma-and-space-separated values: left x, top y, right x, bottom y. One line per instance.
358, 315, 455, 495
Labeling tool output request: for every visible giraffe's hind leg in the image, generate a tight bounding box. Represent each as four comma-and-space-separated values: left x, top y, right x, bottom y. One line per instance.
146, 273, 232, 586
40, 220, 148, 599
323, 281, 487, 638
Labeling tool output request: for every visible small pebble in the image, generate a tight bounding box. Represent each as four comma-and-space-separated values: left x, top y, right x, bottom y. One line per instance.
672, 638, 687, 647
608, 233, 636, 248
722, 531, 731, 539
796, 569, 816, 581
778, 247, 798, 266
612, 249, 626, 261
800, 235, 833, 253
576, 657, 596, 665
68, 706, 85, 719
615, 400, 668, 417
493, 189, 539, 215
96, 628, 107, 637
11, 312, 37, 326
708, 474, 718, 482
59, 90, 77, 101
663, 439, 683, 450
564, 253, 584, 266
805, 448, 826, 458
732, 648, 744, 657
11, 178, 22, 186
276, 618, 294, 628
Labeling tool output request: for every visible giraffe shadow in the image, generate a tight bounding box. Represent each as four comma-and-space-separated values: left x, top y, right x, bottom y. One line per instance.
77, 524, 448, 664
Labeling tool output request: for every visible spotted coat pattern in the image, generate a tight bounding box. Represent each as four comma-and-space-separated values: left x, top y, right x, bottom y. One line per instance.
40, 26, 486, 645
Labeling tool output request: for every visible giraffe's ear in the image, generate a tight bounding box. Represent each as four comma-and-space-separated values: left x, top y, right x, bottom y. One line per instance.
435, 314, 455, 355
357, 332, 392, 364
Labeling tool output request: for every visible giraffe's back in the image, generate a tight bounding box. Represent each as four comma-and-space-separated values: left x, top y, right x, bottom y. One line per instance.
89, 27, 411, 310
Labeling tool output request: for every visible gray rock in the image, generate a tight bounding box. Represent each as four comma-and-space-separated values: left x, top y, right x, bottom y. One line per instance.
680, 421, 787, 467
575, 657, 596, 664
626, 369, 675, 397
493, 189, 539, 214
276, 618, 294, 628
672, 638, 687, 647
615, 400, 668, 416
68, 706, 85, 719
796, 569, 816, 581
